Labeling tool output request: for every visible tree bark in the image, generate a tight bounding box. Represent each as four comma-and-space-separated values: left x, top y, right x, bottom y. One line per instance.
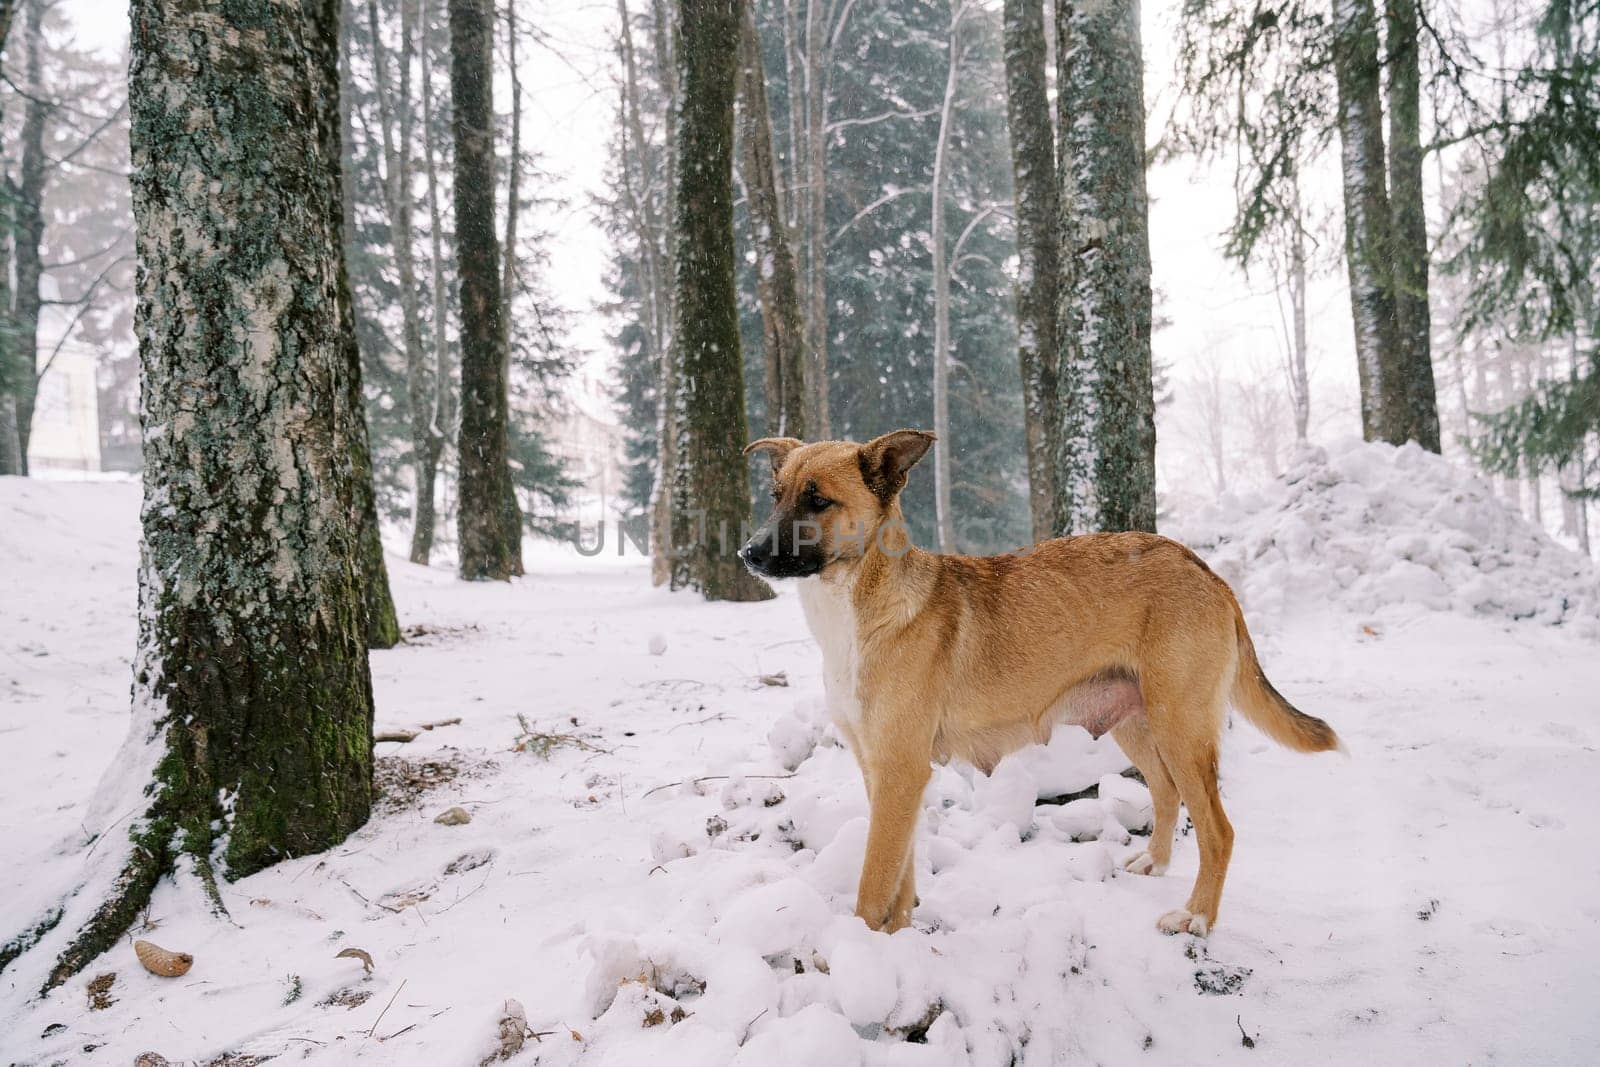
737, 1, 808, 440
801, 0, 830, 436
9, 0, 47, 475
418, 0, 451, 560
335, 1, 403, 647
1332, 0, 1405, 446
499, 0, 526, 573
30, 0, 377, 991
1002, 0, 1060, 544
370, 0, 441, 565
649, 0, 680, 586
1383, 0, 1441, 452
931, 4, 964, 552
449, 0, 519, 580
669, 0, 773, 601
1054, 0, 1157, 534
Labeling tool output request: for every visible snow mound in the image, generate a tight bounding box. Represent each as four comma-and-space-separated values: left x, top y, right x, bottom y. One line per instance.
1179, 439, 1599, 631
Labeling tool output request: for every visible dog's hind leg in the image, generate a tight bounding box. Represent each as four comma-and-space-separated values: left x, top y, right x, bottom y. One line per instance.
1144, 674, 1234, 937
1111, 715, 1179, 876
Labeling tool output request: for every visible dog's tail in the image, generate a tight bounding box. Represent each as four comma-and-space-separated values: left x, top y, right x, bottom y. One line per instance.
1230, 606, 1343, 754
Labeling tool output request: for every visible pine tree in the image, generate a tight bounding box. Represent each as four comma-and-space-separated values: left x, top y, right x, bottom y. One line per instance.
669, 0, 772, 601
6, 0, 377, 991
1054, 0, 1157, 534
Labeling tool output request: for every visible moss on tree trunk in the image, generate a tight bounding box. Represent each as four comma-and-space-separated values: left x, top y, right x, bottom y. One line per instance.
36, 0, 377, 992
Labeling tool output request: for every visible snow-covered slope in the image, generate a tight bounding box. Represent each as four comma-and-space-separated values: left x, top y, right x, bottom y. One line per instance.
1181, 439, 1600, 632
2, 472, 1598, 1065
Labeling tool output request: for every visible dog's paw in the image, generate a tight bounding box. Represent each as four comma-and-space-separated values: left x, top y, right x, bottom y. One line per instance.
1122, 851, 1165, 876
1156, 908, 1210, 936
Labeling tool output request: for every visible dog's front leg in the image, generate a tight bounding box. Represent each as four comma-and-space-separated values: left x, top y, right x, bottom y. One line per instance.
855, 753, 931, 932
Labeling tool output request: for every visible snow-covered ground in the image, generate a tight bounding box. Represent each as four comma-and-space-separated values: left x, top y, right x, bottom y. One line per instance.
3, 446, 1599, 1065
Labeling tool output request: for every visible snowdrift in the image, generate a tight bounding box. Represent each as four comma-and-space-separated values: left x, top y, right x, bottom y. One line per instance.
1178, 439, 1600, 632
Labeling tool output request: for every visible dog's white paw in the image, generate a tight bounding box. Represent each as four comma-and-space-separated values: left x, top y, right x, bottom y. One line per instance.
1122, 851, 1165, 876
1156, 908, 1209, 936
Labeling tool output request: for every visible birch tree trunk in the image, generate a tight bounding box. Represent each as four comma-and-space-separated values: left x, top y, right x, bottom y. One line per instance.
1273, 169, 1312, 443
1332, 0, 1405, 445
931, 4, 965, 552
449, 0, 520, 580
1002, 0, 1060, 544
670, 0, 773, 602
737, 1, 808, 440
1384, 0, 1441, 452
17, 0, 377, 992
1054, 0, 1157, 534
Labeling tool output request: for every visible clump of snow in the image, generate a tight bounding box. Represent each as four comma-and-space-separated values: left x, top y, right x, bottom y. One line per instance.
1180, 439, 1600, 632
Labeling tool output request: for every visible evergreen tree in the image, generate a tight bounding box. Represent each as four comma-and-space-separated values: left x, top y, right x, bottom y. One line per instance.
1460, 2, 1600, 497
607, 0, 1031, 555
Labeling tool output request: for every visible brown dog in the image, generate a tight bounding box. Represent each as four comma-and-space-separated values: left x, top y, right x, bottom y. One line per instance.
739, 429, 1341, 937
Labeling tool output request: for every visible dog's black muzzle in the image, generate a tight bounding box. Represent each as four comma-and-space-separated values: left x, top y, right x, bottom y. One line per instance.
739, 522, 824, 579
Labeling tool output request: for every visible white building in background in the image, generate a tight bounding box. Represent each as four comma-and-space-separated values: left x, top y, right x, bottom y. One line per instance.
548, 368, 627, 518
27, 344, 101, 475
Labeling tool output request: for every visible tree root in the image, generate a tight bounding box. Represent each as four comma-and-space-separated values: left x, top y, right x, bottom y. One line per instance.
0, 906, 64, 978
43, 835, 169, 994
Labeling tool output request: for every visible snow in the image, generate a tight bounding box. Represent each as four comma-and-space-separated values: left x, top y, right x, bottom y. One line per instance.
1180, 438, 1600, 632
3, 447, 1600, 1064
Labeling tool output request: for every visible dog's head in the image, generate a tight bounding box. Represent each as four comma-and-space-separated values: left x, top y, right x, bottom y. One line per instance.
738, 429, 935, 579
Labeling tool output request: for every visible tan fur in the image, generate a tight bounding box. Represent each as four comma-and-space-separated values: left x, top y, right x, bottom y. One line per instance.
745, 431, 1342, 936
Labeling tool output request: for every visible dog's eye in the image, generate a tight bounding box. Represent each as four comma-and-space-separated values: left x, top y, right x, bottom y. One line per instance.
810, 493, 833, 511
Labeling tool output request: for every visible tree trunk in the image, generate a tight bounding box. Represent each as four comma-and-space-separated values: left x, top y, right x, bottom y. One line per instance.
418, 0, 450, 562
1272, 169, 1312, 443
370, 0, 440, 565
449, 0, 519, 580
25, 0, 377, 992
1332, 0, 1405, 446
669, 0, 773, 602
649, 0, 680, 586
1002, 0, 1060, 544
0, 166, 15, 477
802, 0, 829, 436
1054, 0, 1157, 534
336, 0, 403, 648
737, 1, 808, 440
10, 0, 47, 475
931, 4, 964, 552
499, 0, 526, 574
1384, 0, 1441, 452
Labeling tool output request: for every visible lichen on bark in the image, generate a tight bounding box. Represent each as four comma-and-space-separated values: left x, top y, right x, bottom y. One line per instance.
24, 0, 378, 993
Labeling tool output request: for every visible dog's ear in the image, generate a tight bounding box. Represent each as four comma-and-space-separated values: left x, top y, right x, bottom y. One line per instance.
858, 429, 936, 502
743, 436, 804, 476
